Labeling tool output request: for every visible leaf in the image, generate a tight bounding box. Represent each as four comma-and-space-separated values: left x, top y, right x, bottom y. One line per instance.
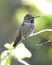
12, 43, 32, 59
4, 42, 14, 50
1, 50, 11, 65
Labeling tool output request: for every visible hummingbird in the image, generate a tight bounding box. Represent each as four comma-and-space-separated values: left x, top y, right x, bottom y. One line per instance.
13, 14, 40, 47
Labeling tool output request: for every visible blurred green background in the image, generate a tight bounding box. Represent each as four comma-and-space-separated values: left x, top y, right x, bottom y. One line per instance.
0, 0, 52, 65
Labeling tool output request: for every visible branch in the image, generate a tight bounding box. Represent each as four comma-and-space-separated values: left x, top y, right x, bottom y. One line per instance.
36, 40, 52, 49
29, 29, 52, 49
18, 59, 30, 65
29, 29, 52, 37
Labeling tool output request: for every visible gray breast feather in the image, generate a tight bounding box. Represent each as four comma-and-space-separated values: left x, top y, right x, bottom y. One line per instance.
21, 24, 34, 38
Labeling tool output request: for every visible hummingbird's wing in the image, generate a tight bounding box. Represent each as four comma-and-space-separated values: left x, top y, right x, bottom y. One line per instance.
13, 28, 21, 47
13, 23, 25, 47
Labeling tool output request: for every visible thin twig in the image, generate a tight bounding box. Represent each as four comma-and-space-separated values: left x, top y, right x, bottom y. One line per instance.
18, 59, 30, 65
29, 29, 52, 37
36, 40, 52, 49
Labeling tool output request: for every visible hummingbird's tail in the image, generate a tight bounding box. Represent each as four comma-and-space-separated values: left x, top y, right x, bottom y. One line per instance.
13, 30, 21, 47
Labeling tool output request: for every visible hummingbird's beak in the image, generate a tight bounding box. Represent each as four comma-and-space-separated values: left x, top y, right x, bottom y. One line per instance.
34, 16, 40, 18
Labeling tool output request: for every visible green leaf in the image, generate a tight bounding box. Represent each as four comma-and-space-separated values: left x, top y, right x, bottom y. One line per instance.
1, 50, 11, 65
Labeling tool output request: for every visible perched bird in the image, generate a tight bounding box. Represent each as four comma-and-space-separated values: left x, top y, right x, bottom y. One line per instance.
13, 14, 40, 47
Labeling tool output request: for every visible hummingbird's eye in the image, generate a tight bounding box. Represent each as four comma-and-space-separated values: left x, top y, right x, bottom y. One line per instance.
28, 17, 30, 19
30, 19, 34, 23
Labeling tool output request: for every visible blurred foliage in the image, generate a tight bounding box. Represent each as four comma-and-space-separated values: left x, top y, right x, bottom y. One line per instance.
0, 0, 52, 65
1, 42, 32, 65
